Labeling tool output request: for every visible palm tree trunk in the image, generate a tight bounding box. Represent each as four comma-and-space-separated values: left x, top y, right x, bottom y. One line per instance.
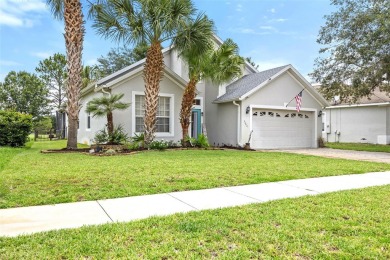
180, 77, 198, 146
107, 112, 114, 137
143, 41, 164, 146
64, 0, 84, 149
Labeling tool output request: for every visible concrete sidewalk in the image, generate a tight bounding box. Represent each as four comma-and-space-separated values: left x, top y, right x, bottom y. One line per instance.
1, 171, 390, 237
275, 148, 390, 163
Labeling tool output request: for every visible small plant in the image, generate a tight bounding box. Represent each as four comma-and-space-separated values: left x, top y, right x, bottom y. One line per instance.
184, 136, 196, 147
93, 125, 129, 145
94, 128, 109, 144
195, 134, 209, 148
149, 140, 169, 151
108, 125, 129, 144
131, 132, 145, 148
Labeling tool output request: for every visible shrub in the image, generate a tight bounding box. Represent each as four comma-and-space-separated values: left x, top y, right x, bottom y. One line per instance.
0, 110, 32, 147
93, 125, 129, 145
131, 132, 145, 148
195, 134, 210, 148
94, 128, 109, 144
149, 140, 169, 151
108, 125, 129, 144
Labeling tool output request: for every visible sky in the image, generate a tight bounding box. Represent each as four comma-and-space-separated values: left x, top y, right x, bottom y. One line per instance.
0, 0, 336, 82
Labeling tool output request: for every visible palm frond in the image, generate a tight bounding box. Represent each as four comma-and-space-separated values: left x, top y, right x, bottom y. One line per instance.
46, 0, 64, 20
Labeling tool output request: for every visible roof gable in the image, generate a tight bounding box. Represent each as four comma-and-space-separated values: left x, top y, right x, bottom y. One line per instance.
214, 64, 329, 107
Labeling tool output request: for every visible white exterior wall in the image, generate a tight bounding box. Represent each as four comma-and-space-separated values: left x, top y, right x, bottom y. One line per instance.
78, 91, 107, 145
325, 105, 389, 144
241, 72, 323, 148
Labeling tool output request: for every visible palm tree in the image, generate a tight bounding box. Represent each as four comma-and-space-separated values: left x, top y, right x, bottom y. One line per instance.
82, 65, 101, 89
179, 38, 245, 144
47, 0, 84, 149
89, 0, 209, 145
86, 93, 130, 136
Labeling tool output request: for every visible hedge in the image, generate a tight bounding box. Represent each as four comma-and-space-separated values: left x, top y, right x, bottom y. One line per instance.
0, 110, 32, 147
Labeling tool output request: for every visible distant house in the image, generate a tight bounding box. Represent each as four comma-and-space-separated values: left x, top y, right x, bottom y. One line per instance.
322, 88, 390, 144
78, 36, 328, 149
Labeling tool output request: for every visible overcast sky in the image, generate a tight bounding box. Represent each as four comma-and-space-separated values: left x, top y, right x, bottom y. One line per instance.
0, 0, 335, 82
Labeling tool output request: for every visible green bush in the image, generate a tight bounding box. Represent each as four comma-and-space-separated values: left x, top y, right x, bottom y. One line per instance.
149, 140, 169, 151
195, 134, 209, 148
0, 110, 32, 147
93, 125, 129, 145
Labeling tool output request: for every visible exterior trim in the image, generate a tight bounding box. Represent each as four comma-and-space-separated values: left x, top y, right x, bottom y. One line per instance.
327, 102, 390, 109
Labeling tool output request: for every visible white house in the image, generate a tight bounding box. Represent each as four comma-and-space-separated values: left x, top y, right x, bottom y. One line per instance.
78, 36, 329, 149
322, 88, 390, 144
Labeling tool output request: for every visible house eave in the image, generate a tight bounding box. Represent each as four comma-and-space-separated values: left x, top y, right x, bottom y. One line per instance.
326, 102, 390, 109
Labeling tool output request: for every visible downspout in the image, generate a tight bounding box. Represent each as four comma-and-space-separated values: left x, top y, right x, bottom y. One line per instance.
101, 84, 111, 97
233, 101, 242, 147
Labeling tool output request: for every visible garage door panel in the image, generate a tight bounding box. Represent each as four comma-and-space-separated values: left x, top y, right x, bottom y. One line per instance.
251, 109, 314, 149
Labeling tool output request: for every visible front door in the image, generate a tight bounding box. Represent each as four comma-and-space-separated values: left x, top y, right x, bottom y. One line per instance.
191, 109, 201, 138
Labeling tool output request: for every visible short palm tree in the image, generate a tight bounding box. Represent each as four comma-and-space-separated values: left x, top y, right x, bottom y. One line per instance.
89, 0, 209, 145
47, 0, 84, 149
86, 93, 130, 137
179, 38, 245, 144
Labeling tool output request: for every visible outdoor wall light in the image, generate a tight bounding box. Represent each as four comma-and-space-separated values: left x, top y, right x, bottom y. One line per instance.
246, 106, 250, 114
318, 110, 323, 117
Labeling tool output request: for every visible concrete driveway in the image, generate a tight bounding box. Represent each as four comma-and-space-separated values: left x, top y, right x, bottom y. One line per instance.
275, 148, 390, 163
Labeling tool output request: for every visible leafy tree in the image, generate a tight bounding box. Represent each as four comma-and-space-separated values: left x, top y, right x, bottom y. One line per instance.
0, 71, 50, 119
311, 0, 390, 102
35, 53, 67, 111
82, 65, 101, 89
90, 0, 208, 145
86, 93, 130, 137
245, 57, 259, 70
179, 38, 244, 144
47, 0, 85, 149
97, 43, 148, 77
33, 116, 53, 133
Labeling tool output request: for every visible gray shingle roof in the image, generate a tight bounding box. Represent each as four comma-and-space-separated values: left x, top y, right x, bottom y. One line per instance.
214, 65, 290, 103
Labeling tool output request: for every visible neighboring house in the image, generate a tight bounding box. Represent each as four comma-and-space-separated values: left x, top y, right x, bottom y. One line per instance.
322, 88, 390, 144
79, 36, 329, 149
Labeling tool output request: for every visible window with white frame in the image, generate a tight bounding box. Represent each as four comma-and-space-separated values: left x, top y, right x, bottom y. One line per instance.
135, 95, 171, 133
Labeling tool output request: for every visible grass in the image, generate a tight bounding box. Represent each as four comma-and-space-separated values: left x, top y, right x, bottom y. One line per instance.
326, 142, 390, 153
1, 185, 389, 258
1, 139, 389, 209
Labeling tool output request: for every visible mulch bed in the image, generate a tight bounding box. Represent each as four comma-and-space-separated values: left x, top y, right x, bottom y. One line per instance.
40, 145, 254, 156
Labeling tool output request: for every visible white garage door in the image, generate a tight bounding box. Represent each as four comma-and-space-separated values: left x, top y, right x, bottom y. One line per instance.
251, 109, 314, 149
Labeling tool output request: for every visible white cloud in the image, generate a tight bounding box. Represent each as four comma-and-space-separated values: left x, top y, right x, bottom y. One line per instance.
0, 60, 21, 66
236, 4, 242, 12
0, 0, 47, 28
268, 18, 288, 23
259, 26, 276, 31
268, 8, 276, 13
231, 27, 272, 35
30, 51, 52, 59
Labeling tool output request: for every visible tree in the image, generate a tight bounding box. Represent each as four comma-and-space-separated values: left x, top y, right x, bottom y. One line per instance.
82, 65, 101, 89
90, 0, 208, 145
86, 93, 130, 137
97, 43, 148, 77
0, 71, 50, 119
179, 38, 245, 144
311, 0, 390, 102
35, 53, 67, 111
245, 57, 259, 70
47, 0, 84, 149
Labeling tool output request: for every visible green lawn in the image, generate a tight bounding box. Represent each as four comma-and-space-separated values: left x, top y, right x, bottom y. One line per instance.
326, 142, 390, 153
1, 185, 389, 258
1, 139, 389, 209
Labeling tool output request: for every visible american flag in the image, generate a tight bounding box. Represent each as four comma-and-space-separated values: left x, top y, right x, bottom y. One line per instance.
295, 91, 303, 112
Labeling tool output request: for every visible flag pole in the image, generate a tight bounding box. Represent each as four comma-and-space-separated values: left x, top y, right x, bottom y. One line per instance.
285, 88, 306, 107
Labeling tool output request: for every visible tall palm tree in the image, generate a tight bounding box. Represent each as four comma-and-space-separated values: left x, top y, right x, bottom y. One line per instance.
47, 0, 84, 149
179, 38, 245, 144
89, 0, 208, 145
86, 93, 130, 136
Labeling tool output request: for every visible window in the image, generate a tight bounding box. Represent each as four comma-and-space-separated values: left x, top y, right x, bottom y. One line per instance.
87, 113, 91, 129
135, 95, 170, 133
193, 99, 201, 106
